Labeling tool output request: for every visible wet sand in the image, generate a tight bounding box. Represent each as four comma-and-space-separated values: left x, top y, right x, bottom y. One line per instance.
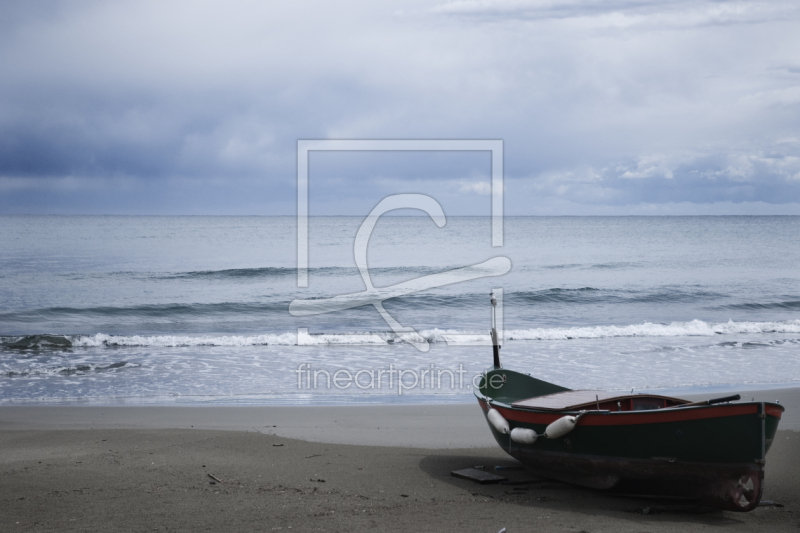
1, 387, 798, 532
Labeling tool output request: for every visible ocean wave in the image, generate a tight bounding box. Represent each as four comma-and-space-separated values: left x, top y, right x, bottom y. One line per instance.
1, 334, 73, 349
589, 261, 641, 270
512, 287, 603, 304
161, 265, 451, 280
3, 319, 799, 349
502, 319, 800, 340
71, 332, 300, 347
537, 261, 642, 271
383, 287, 717, 308
0, 287, 741, 325
713, 300, 800, 311
511, 287, 723, 305
66, 331, 388, 347
0, 302, 288, 322
164, 267, 297, 279
3, 361, 138, 378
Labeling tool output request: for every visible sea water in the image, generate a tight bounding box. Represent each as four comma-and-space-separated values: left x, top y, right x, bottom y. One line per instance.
1, 215, 799, 405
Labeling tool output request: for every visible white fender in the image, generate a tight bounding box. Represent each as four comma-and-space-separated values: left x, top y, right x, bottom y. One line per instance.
544, 415, 578, 439
486, 408, 509, 434
510, 427, 538, 444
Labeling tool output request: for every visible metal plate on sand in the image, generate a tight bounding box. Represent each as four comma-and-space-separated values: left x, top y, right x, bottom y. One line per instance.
451, 468, 508, 484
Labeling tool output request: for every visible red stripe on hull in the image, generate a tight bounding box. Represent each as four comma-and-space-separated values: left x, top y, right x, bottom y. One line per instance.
479, 398, 776, 426
765, 404, 783, 418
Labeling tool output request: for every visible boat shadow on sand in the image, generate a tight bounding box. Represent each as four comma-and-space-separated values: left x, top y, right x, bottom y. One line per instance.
417, 453, 756, 527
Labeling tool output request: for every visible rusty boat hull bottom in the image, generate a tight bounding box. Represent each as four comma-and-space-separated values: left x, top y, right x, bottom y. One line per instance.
504, 446, 763, 512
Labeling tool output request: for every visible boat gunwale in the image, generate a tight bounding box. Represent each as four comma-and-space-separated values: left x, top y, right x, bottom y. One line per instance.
475, 394, 785, 425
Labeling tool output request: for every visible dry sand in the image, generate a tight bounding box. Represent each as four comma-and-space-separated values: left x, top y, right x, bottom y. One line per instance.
1, 387, 798, 532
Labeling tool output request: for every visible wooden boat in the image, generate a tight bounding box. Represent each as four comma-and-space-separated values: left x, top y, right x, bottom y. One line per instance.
475, 295, 784, 511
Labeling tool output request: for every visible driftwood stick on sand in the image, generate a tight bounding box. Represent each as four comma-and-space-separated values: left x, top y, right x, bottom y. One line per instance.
207, 473, 223, 484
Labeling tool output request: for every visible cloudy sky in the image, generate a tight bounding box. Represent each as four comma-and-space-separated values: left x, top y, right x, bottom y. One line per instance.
1, 0, 799, 215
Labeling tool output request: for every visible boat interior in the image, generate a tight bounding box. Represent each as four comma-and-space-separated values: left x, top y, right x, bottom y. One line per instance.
511, 389, 690, 412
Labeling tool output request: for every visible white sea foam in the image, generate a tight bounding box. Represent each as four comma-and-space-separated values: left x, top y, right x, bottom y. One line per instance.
505, 319, 800, 341
66, 319, 800, 348
71, 332, 299, 347
69, 331, 390, 347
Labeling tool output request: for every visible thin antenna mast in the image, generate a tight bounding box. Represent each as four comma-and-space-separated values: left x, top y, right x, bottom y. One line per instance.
491, 292, 501, 368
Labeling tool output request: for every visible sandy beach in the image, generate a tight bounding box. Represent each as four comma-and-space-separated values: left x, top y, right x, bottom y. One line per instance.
2, 388, 798, 532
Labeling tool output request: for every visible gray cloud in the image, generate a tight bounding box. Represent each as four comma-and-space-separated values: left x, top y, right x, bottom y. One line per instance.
0, 0, 799, 214
430, 0, 798, 27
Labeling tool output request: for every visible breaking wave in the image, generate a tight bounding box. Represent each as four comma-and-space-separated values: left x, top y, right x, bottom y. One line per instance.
502, 319, 800, 341
3, 319, 799, 349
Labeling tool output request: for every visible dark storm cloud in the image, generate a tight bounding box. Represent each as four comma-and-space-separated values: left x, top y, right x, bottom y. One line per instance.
1, 0, 799, 214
